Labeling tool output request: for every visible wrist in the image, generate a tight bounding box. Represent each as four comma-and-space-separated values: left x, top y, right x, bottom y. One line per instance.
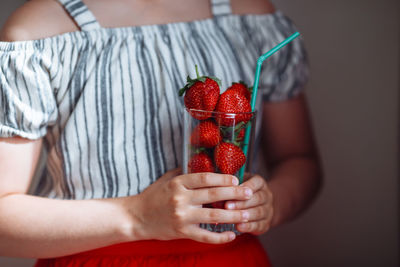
113, 195, 147, 242
266, 157, 322, 228
267, 178, 293, 228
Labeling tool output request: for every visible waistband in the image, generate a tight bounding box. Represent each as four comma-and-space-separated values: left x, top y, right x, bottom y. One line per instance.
72, 234, 257, 257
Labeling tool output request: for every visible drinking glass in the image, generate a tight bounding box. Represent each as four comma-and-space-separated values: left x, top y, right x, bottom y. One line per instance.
182, 108, 257, 234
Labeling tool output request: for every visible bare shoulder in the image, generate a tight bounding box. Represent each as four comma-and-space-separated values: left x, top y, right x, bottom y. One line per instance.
232, 0, 276, 15
0, 0, 78, 42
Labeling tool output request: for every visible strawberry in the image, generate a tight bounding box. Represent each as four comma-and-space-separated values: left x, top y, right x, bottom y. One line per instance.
234, 121, 247, 143
215, 89, 252, 126
211, 201, 226, 209
237, 128, 245, 142
190, 120, 222, 148
214, 142, 246, 175
179, 66, 221, 120
188, 152, 215, 173
227, 81, 252, 101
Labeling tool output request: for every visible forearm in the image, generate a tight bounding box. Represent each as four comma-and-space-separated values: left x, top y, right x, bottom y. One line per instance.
267, 156, 322, 227
0, 194, 138, 258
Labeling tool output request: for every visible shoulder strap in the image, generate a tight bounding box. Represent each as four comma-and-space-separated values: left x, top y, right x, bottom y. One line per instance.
210, 0, 232, 17
57, 0, 101, 31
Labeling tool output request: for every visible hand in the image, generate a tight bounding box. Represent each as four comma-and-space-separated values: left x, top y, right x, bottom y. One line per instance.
225, 174, 273, 235
130, 168, 253, 244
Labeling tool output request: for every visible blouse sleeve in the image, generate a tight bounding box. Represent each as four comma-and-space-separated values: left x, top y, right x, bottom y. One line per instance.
0, 47, 58, 140
258, 13, 310, 102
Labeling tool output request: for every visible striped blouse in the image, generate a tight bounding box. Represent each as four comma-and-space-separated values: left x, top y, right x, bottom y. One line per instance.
0, 0, 308, 199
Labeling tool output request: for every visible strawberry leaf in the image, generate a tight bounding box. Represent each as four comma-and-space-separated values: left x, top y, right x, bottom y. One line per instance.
197, 77, 207, 83
238, 80, 248, 87
233, 140, 242, 147
209, 76, 222, 87
223, 139, 242, 147
234, 121, 246, 131
179, 86, 187, 96
190, 145, 208, 154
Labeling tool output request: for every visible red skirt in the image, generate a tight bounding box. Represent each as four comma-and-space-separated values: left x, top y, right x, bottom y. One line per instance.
35, 234, 271, 267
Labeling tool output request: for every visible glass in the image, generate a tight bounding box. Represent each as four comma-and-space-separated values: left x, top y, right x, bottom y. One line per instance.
182, 108, 257, 234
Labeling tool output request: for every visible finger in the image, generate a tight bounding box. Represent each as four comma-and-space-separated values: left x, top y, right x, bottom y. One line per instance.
189, 207, 250, 224
187, 225, 236, 244
191, 186, 253, 205
240, 175, 265, 192
180, 172, 239, 189
236, 220, 271, 235
226, 190, 269, 210
242, 204, 270, 222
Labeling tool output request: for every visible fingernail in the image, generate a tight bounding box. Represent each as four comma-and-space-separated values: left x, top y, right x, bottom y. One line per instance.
227, 202, 235, 209
245, 188, 253, 197
232, 177, 239, 185
229, 233, 236, 240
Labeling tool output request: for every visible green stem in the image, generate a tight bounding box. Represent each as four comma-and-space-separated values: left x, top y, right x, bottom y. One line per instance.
195, 65, 200, 78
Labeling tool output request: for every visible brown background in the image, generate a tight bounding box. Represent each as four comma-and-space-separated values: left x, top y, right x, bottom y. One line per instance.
0, 0, 399, 266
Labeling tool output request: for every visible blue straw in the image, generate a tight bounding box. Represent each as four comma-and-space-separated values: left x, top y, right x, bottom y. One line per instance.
238, 32, 300, 183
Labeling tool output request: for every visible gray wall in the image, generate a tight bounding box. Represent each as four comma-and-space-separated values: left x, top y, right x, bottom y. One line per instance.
0, 0, 398, 266
263, 0, 399, 266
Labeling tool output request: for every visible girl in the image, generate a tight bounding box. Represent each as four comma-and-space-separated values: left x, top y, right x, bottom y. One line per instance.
0, 0, 321, 266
